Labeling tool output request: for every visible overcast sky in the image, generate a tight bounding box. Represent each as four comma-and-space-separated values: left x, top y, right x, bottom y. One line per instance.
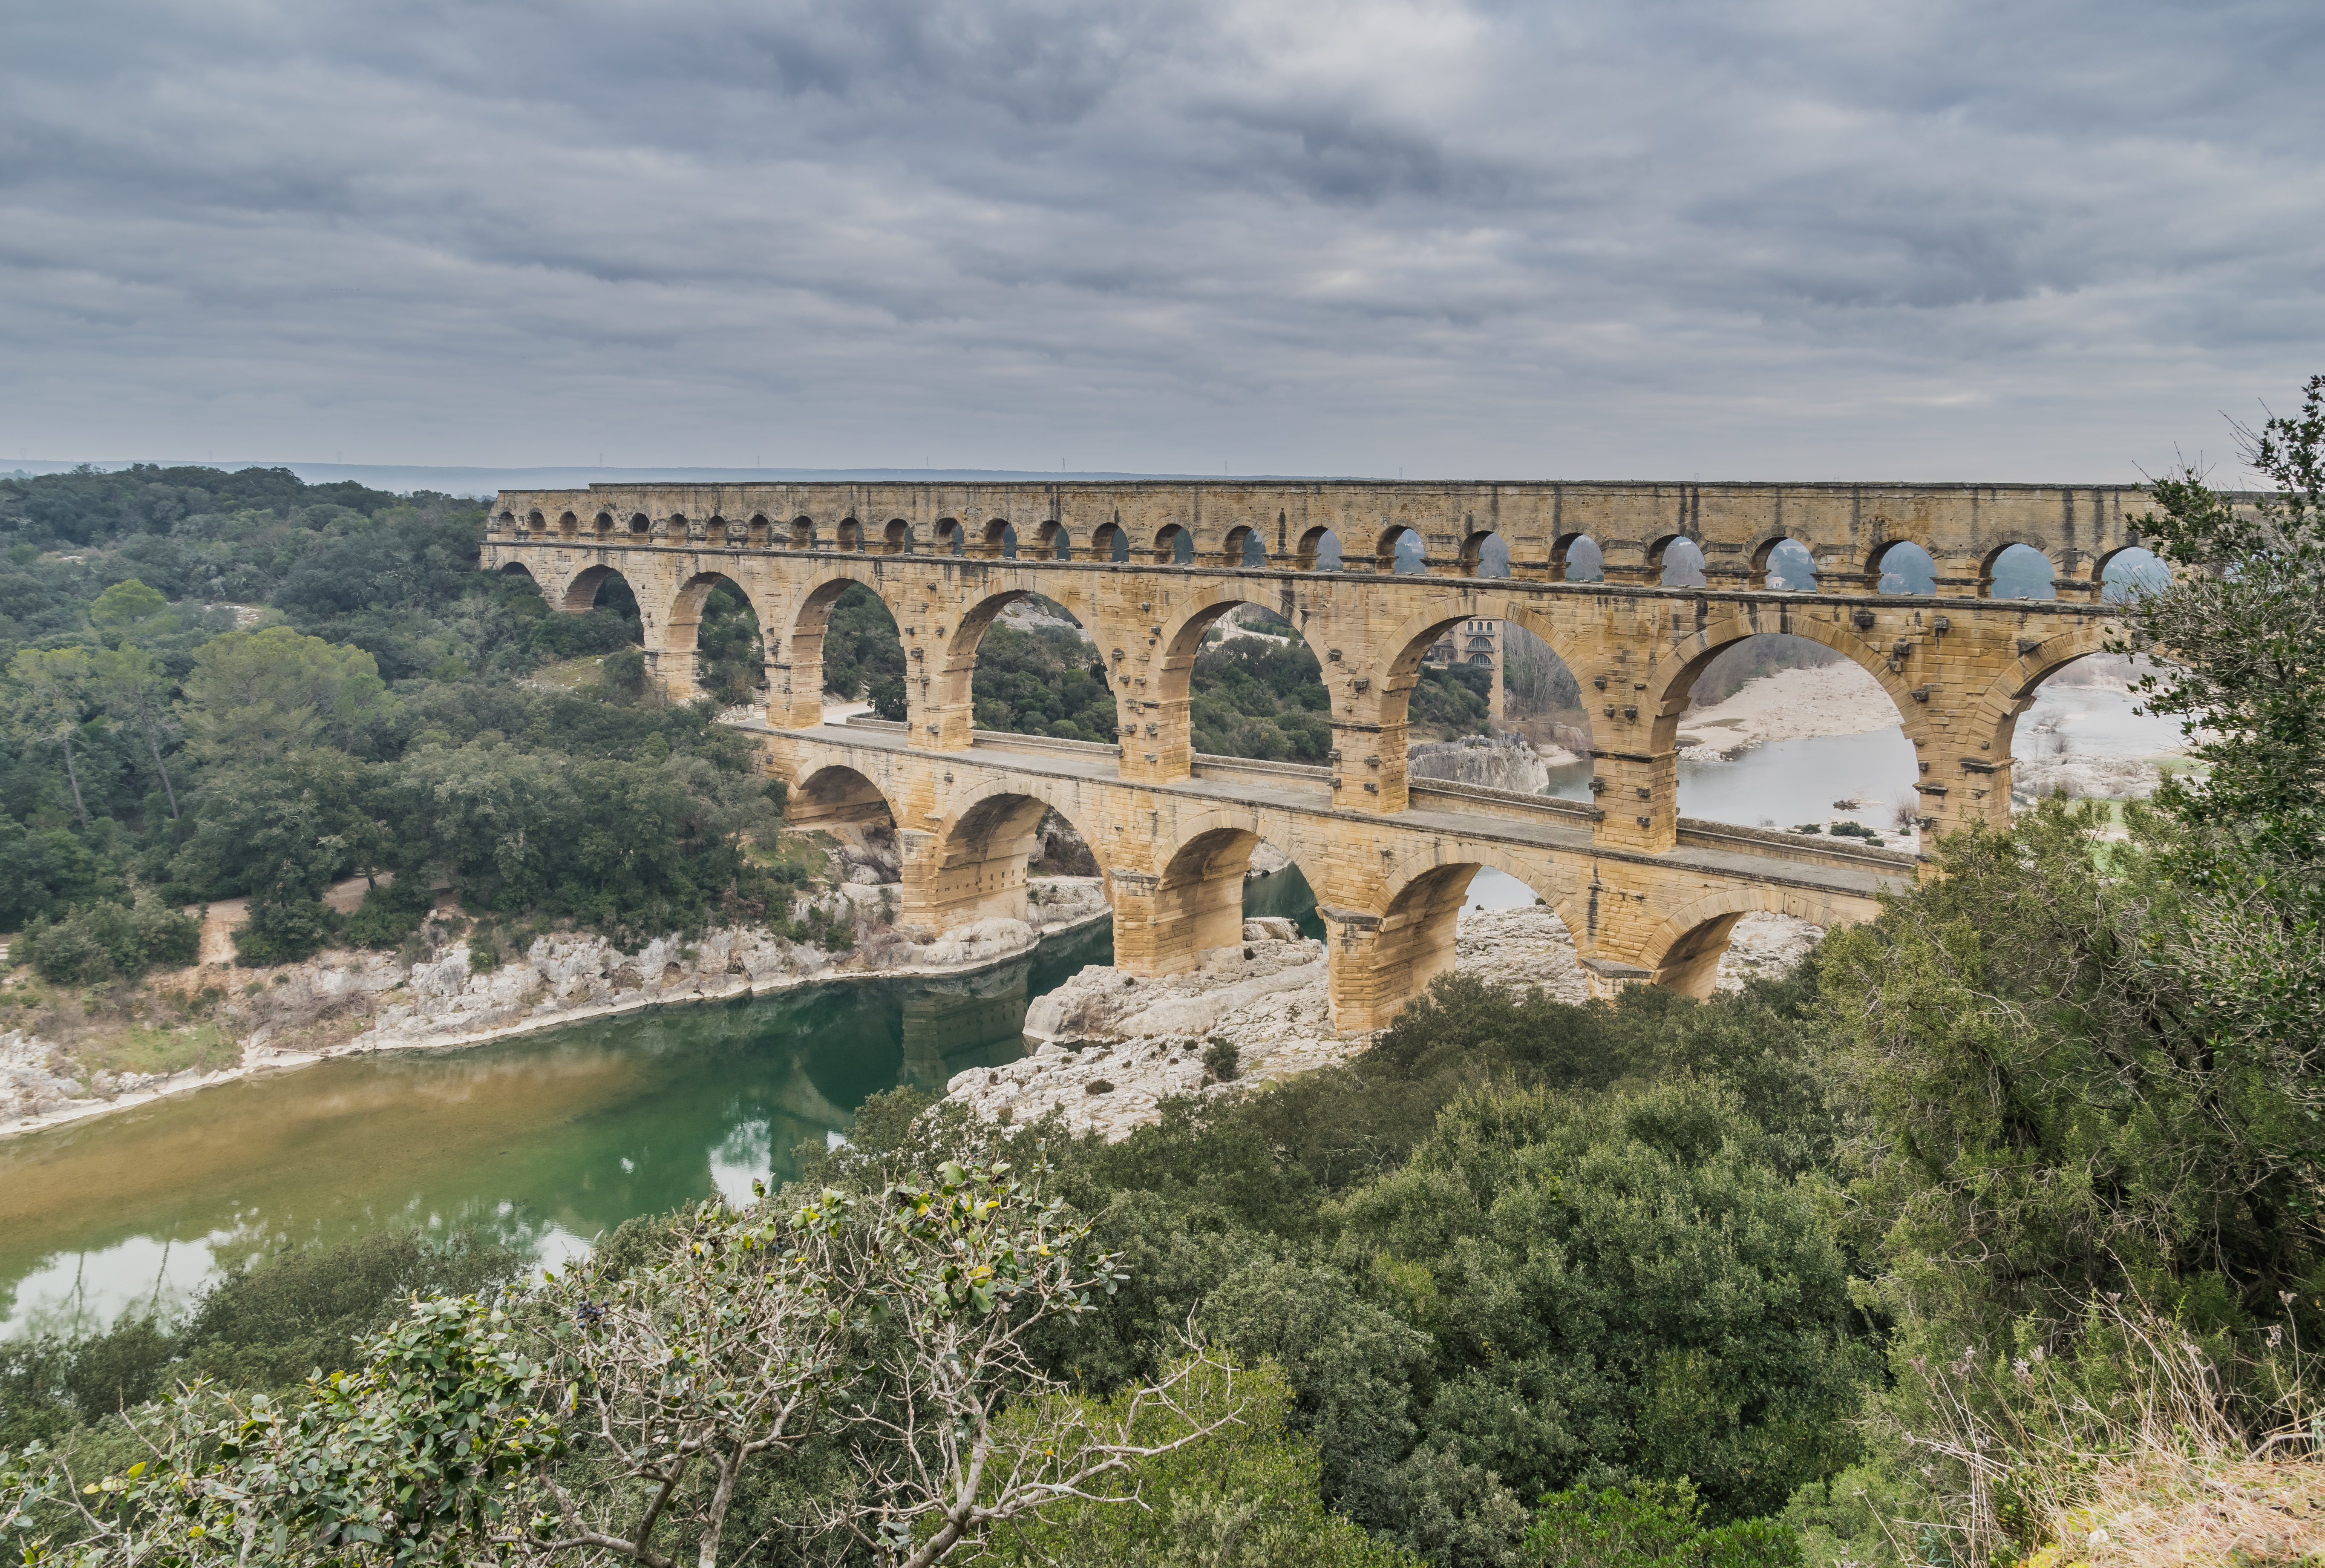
4, 0, 2321, 481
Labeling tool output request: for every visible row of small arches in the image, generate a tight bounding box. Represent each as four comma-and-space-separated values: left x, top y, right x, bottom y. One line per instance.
499, 508, 2164, 600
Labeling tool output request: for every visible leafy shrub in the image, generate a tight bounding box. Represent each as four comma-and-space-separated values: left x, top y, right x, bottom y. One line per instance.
24, 894, 198, 983
1529, 1480, 1803, 1568
1203, 1038, 1241, 1082
344, 875, 429, 949
601, 645, 647, 699
231, 895, 335, 964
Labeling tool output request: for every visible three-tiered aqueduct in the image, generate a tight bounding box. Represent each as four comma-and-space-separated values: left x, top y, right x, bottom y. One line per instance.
484, 480, 2151, 1029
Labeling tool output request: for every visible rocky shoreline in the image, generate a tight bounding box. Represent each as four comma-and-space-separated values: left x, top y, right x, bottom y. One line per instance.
939, 903, 1820, 1142
0, 879, 1109, 1144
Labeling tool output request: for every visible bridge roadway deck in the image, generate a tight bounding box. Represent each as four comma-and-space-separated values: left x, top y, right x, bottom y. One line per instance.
748, 717, 1911, 1022
770, 719, 1910, 901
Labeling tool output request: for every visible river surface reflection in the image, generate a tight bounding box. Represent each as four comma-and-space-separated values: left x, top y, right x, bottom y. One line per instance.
0, 921, 1112, 1340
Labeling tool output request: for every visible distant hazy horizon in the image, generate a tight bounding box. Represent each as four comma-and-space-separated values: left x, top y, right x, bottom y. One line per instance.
4, 2, 2319, 485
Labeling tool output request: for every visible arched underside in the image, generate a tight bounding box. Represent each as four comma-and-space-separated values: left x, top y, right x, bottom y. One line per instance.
559, 562, 625, 613
1144, 826, 1274, 972
922, 791, 1064, 927
1962, 626, 2122, 768
780, 569, 908, 727
1637, 885, 1876, 999
785, 764, 898, 831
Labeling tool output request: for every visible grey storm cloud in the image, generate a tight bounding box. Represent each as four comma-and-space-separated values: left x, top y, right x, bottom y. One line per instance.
2, 0, 2321, 478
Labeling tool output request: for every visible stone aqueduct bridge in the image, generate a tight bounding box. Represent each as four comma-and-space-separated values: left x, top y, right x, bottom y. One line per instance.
484, 479, 2146, 1029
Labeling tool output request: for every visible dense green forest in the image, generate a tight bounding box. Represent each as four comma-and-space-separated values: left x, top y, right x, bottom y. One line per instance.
5, 376, 2322, 1568
0, 467, 1483, 970
0, 465, 791, 962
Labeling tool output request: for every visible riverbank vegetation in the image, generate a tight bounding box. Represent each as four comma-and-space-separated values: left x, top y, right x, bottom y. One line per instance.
5, 380, 2324, 1564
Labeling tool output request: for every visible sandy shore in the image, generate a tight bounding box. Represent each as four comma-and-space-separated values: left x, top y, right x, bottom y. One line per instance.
1677, 662, 1899, 759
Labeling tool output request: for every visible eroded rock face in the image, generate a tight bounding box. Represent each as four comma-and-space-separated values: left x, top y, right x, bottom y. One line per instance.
1, 1029, 89, 1122
946, 903, 1828, 1142
1022, 925, 1327, 1044
950, 925, 1351, 1142
1408, 734, 1553, 795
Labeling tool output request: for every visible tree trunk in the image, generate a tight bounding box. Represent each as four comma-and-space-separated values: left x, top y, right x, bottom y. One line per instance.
58, 734, 89, 826
144, 722, 179, 819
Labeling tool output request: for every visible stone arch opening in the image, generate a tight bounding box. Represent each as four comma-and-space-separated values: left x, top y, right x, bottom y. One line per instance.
934, 518, 965, 556
881, 519, 912, 555
1659, 627, 1918, 843
929, 790, 1106, 930
785, 765, 898, 840
1374, 613, 1507, 765
1296, 526, 1344, 571
1872, 541, 1938, 595
835, 517, 863, 552
974, 519, 1014, 559
1032, 520, 1071, 560
742, 512, 769, 547
1986, 541, 2055, 600
1151, 524, 1193, 565
1087, 521, 1129, 563
593, 510, 616, 538
1752, 536, 1818, 592
559, 564, 643, 642
1495, 616, 1595, 773
628, 512, 651, 536
1459, 531, 1512, 578
1161, 596, 1335, 764
935, 591, 1112, 745
1373, 857, 1586, 1018
1148, 826, 1313, 972
556, 510, 579, 538
787, 516, 815, 550
496, 509, 516, 534
1223, 524, 1266, 569
1377, 525, 1426, 575
790, 576, 908, 726
668, 514, 689, 542
1654, 536, 1707, 588
498, 560, 535, 580
1551, 533, 1604, 582
1967, 627, 2170, 813
668, 572, 767, 706
2096, 545, 2167, 604
1648, 910, 1753, 999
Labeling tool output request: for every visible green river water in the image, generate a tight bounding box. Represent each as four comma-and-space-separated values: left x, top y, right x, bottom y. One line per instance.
1, 870, 1326, 1341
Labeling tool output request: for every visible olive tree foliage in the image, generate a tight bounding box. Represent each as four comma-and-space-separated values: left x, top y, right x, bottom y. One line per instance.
1, 1160, 1237, 1568
2115, 372, 2325, 1093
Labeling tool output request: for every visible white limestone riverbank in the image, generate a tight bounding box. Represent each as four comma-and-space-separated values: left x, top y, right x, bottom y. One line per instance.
0, 880, 1110, 1143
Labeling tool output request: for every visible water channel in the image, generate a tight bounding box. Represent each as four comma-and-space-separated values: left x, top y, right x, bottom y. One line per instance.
3, 688, 2182, 1340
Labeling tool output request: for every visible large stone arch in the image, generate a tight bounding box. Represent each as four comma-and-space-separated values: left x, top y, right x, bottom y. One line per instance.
784, 762, 901, 831
926, 584, 1097, 750
1957, 620, 2121, 802
777, 566, 912, 728
1645, 606, 1921, 748
920, 780, 1113, 931
1145, 585, 1330, 778
1633, 886, 1804, 999
1360, 844, 1588, 1020
1124, 811, 1329, 975
559, 561, 633, 614
663, 569, 774, 703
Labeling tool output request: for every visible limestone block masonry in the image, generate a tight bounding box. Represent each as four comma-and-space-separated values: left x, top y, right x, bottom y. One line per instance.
486, 478, 2160, 1031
